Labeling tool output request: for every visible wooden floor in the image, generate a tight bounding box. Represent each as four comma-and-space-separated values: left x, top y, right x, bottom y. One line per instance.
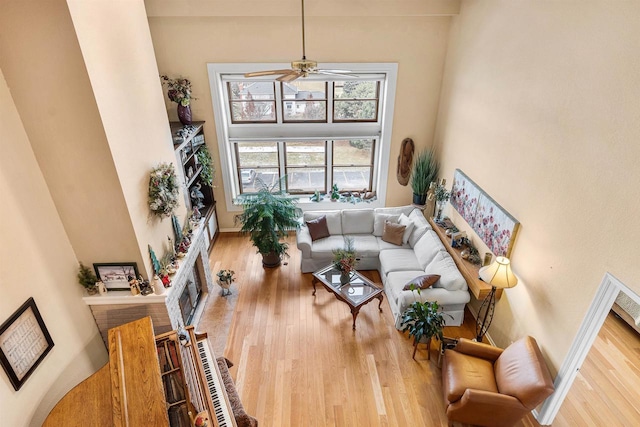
554, 311, 640, 426
203, 232, 541, 427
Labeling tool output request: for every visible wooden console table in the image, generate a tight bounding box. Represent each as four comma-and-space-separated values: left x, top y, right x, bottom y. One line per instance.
428, 217, 501, 301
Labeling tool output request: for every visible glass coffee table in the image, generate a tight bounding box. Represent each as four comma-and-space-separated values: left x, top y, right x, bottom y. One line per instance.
311, 265, 384, 330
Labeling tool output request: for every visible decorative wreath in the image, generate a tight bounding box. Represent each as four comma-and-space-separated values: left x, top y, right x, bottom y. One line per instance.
148, 163, 180, 218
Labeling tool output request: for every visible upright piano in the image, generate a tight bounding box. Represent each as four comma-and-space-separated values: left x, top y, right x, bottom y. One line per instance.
43, 317, 237, 427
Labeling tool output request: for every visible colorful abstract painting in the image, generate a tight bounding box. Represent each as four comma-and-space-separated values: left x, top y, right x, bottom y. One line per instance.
450, 169, 520, 257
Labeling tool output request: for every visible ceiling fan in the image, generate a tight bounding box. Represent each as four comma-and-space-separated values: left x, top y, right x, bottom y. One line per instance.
244, 0, 354, 82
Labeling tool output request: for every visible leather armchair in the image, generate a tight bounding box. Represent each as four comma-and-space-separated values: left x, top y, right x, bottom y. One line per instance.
442, 336, 554, 427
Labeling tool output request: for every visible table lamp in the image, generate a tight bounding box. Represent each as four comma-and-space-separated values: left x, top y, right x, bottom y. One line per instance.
476, 256, 518, 342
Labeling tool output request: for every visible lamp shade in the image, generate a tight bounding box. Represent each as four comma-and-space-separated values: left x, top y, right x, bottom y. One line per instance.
478, 256, 518, 289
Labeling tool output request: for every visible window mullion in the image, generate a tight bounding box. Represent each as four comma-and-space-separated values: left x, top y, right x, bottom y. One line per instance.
275, 82, 283, 124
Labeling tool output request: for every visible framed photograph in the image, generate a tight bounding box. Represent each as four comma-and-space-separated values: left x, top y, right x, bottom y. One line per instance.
451, 231, 467, 248
93, 262, 140, 291
0, 298, 54, 391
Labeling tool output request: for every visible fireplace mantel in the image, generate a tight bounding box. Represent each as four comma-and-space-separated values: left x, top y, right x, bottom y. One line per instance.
83, 222, 214, 346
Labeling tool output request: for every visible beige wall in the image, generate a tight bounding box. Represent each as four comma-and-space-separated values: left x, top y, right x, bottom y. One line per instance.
0, 68, 108, 426
147, 1, 457, 228
67, 0, 186, 278
0, 0, 143, 272
435, 0, 640, 371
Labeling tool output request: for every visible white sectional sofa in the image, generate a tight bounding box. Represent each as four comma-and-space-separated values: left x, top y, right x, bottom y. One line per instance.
296, 206, 470, 327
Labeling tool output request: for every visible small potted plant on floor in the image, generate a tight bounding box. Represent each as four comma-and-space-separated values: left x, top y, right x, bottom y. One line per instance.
410, 148, 439, 206
234, 176, 302, 268
216, 269, 235, 296
400, 287, 449, 360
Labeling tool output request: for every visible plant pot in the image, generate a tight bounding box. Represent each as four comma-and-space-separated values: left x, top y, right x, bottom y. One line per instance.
261, 251, 281, 268
413, 193, 427, 205
177, 103, 192, 125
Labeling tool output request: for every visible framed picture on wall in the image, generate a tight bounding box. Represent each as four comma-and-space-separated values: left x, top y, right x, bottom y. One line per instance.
93, 262, 140, 291
0, 298, 54, 391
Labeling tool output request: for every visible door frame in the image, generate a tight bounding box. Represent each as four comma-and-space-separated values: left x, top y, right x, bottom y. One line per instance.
535, 272, 640, 424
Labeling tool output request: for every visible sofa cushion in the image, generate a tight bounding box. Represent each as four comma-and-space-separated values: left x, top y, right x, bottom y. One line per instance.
412, 230, 445, 270
349, 235, 381, 258
342, 209, 374, 235
304, 211, 342, 235
382, 221, 405, 246
373, 213, 400, 236
425, 251, 467, 291
379, 249, 422, 277
309, 235, 349, 259
377, 237, 411, 251
403, 274, 440, 291
386, 270, 471, 306
306, 216, 330, 241
398, 214, 415, 245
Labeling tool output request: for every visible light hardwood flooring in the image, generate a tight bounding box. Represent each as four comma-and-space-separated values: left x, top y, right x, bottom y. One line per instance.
554, 311, 640, 426
201, 232, 541, 427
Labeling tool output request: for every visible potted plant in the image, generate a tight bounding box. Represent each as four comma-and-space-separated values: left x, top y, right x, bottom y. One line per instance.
332, 237, 358, 285
77, 262, 99, 295
410, 148, 439, 205
160, 75, 196, 125
216, 269, 235, 296
234, 176, 302, 268
400, 287, 449, 360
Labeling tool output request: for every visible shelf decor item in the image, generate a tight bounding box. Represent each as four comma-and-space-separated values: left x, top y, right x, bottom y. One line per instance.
430, 178, 450, 220
410, 148, 439, 206
195, 146, 215, 186
93, 262, 140, 291
148, 163, 180, 219
160, 75, 196, 125
77, 262, 99, 295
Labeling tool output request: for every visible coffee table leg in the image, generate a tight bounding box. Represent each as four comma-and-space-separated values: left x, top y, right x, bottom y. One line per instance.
350, 307, 361, 330
377, 294, 384, 311
312, 277, 317, 295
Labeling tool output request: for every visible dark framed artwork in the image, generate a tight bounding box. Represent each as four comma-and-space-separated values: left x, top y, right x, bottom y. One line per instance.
0, 298, 54, 391
93, 262, 140, 291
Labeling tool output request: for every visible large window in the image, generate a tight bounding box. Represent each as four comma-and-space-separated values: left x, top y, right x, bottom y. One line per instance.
208, 63, 397, 206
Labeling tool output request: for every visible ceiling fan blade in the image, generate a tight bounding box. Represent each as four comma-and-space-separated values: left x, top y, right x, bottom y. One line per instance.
318, 69, 352, 73
316, 70, 359, 78
244, 69, 297, 78
277, 72, 303, 83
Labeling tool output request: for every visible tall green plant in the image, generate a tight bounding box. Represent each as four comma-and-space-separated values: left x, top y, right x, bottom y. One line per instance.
234, 176, 302, 259
410, 148, 439, 196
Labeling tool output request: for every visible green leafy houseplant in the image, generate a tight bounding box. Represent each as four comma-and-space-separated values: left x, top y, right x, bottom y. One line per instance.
410, 148, 439, 205
196, 146, 215, 186
401, 287, 449, 360
234, 176, 302, 267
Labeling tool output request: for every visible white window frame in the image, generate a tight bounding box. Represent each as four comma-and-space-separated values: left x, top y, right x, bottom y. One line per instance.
207, 63, 398, 211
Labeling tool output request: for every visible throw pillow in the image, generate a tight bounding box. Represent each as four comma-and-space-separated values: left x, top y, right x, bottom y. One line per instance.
398, 213, 415, 245
403, 274, 441, 291
306, 215, 330, 241
373, 213, 400, 236
382, 220, 406, 246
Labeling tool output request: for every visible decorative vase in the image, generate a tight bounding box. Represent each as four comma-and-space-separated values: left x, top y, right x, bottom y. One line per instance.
177, 103, 192, 125
217, 279, 232, 296
435, 200, 446, 219
340, 271, 351, 285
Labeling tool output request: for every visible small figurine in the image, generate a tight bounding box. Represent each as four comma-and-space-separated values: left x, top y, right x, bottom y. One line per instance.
190, 182, 205, 209
161, 274, 171, 287
129, 277, 141, 296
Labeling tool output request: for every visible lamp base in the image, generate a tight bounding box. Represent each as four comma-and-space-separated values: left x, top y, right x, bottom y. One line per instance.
476, 286, 498, 342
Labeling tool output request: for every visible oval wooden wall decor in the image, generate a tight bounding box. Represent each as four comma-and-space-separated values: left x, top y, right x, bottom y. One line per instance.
397, 137, 414, 186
